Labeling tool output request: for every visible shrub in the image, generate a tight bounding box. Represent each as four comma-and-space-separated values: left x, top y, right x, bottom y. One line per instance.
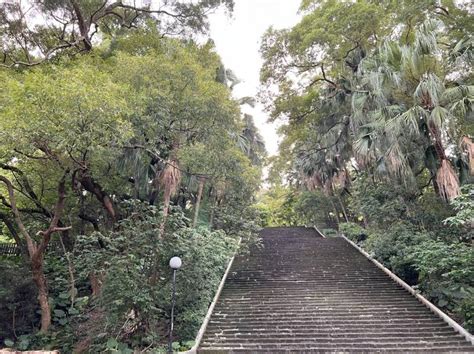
212, 204, 262, 247
73, 201, 239, 351
410, 240, 474, 331
364, 222, 431, 285
0, 259, 38, 343
339, 222, 366, 243
321, 228, 338, 237
294, 191, 335, 227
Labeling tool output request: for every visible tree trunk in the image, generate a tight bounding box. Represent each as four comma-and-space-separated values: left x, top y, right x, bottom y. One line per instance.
0, 173, 71, 334
32, 255, 51, 333
337, 195, 349, 222
59, 235, 76, 308
428, 122, 460, 200
162, 189, 171, 220
70, 0, 92, 50
78, 174, 115, 221
209, 196, 217, 229
428, 121, 447, 161
329, 198, 341, 225
159, 156, 181, 233
192, 177, 206, 228
0, 213, 28, 259
90, 272, 103, 297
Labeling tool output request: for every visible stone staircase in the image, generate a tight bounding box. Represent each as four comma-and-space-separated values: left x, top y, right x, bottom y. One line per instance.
198, 227, 474, 352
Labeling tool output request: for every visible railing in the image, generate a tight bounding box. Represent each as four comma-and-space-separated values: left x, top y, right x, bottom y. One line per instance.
0, 241, 62, 256
341, 234, 474, 346
0, 242, 21, 256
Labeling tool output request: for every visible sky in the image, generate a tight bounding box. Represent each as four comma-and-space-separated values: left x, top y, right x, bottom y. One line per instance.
208, 1, 301, 156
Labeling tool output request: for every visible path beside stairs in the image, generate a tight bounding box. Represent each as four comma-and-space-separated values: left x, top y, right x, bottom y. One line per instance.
199, 226, 474, 352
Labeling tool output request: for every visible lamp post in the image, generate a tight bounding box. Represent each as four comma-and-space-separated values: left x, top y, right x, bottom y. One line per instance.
168, 256, 182, 353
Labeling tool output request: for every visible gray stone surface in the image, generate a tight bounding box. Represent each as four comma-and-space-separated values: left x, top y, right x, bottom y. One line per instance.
199, 227, 474, 352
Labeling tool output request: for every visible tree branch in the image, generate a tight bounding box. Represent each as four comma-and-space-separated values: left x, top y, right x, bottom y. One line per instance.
0, 176, 36, 256
0, 163, 52, 217
36, 172, 70, 255
307, 63, 337, 89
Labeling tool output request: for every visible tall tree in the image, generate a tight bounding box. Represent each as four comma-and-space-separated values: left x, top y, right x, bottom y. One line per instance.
0, 173, 70, 333
0, 0, 234, 67
260, 0, 473, 203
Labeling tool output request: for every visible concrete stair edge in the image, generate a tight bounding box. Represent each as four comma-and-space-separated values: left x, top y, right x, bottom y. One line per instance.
340, 234, 474, 346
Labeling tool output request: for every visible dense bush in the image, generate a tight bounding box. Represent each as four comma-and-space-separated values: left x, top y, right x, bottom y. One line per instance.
349, 177, 412, 226
339, 222, 366, 243
213, 204, 263, 245
0, 259, 38, 344
344, 179, 473, 328
363, 222, 431, 285
293, 191, 336, 227
257, 188, 339, 227
71, 202, 239, 352
321, 228, 338, 237
411, 240, 474, 331
1, 202, 243, 352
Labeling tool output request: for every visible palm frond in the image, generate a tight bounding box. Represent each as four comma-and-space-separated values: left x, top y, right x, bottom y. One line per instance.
414, 73, 444, 107
446, 87, 473, 120
388, 105, 425, 136
385, 142, 411, 180
414, 19, 442, 55
429, 106, 452, 129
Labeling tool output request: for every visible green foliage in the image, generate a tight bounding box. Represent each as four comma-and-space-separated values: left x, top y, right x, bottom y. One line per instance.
0, 259, 38, 340
444, 184, 474, 227
0, 27, 263, 352
71, 201, 238, 351
339, 222, 365, 243
349, 176, 454, 233
365, 222, 431, 285
213, 205, 263, 247
0, 234, 13, 243
256, 186, 299, 226
257, 186, 345, 229
411, 240, 474, 331
349, 176, 415, 226
293, 191, 336, 227
0, 0, 234, 66
321, 228, 338, 237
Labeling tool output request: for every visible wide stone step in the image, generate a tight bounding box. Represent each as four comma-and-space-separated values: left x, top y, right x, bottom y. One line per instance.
198, 227, 473, 352
211, 311, 438, 319
207, 324, 453, 336
199, 349, 471, 353
208, 318, 448, 327
219, 293, 413, 299
216, 300, 423, 306
217, 301, 422, 307
216, 303, 425, 309
199, 344, 473, 353
222, 288, 407, 292
200, 340, 473, 349
205, 333, 466, 341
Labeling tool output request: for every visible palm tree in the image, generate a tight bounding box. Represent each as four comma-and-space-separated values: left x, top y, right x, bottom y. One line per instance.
352, 19, 473, 200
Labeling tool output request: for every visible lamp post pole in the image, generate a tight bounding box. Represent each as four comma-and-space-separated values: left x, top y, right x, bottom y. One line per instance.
168, 256, 182, 354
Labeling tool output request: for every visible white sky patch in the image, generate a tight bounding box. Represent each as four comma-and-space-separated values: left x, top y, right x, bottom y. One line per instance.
208, 1, 301, 156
